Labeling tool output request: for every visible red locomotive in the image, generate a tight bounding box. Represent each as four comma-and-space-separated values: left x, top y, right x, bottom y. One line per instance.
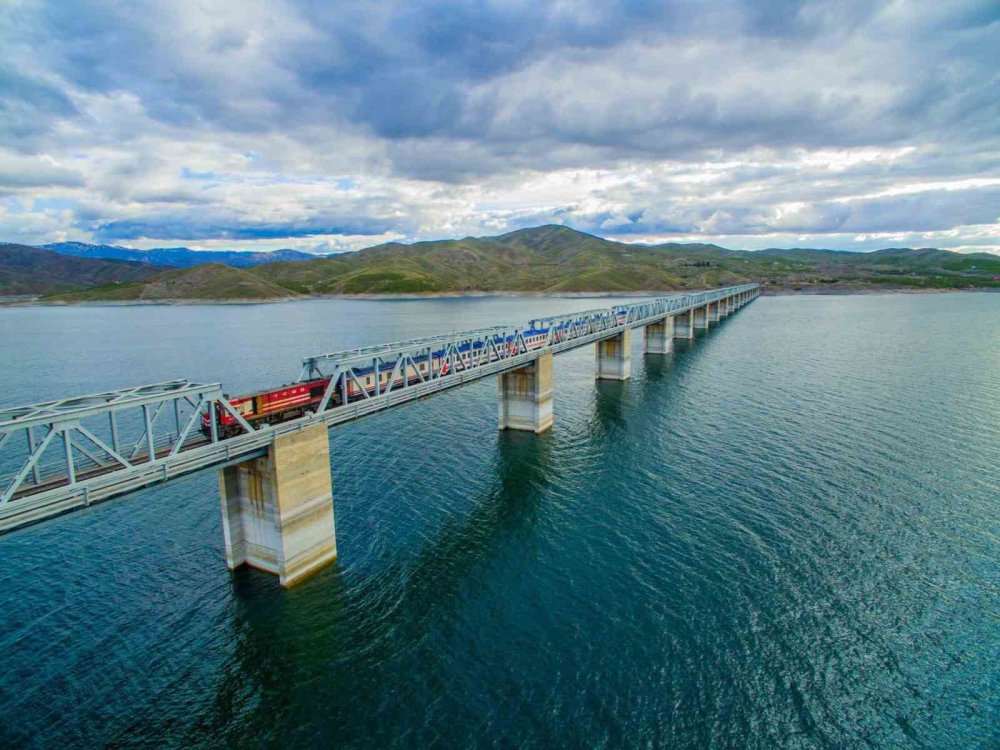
202, 377, 332, 437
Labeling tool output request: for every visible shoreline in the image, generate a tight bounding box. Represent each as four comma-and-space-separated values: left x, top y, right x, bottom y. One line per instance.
1, 287, 995, 308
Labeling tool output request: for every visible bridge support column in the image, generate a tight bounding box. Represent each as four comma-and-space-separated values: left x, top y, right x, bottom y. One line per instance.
218, 424, 336, 587
694, 305, 709, 329
596, 328, 632, 380
498, 352, 553, 433
672, 311, 693, 339
644, 317, 673, 354
708, 302, 721, 322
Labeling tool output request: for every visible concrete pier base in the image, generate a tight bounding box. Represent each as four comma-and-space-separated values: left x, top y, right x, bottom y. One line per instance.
694, 305, 709, 329
708, 302, 721, 322
218, 424, 336, 587
644, 317, 673, 354
498, 352, 553, 433
672, 311, 693, 339
596, 328, 632, 380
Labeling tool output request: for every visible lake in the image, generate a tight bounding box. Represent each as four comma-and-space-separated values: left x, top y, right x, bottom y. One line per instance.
0, 293, 997, 748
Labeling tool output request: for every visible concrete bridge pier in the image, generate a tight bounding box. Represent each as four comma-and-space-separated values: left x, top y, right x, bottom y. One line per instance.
596, 329, 632, 380
708, 301, 721, 323
218, 424, 337, 587
694, 305, 710, 329
498, 352, 554, 433
644, 317, 673, 354
672, 311, 694, 339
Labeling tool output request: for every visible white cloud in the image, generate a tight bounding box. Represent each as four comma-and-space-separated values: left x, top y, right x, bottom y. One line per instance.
0, 0, 995, 253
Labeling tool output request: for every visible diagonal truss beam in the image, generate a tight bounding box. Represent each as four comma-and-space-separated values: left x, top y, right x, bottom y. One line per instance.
1, 427, 57, 504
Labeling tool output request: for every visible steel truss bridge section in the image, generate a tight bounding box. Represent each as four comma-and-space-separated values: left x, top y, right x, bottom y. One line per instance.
0, 380, 249, 530
299, 284, 757, 413
0, 284, 757, 533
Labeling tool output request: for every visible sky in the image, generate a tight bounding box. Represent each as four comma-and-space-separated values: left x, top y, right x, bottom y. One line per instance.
0, 0, 997, 255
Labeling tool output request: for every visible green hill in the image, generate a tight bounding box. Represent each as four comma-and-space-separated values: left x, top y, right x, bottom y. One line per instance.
251, 225, 1000, 295
44, 263, 302, 302
0, 243, 162, 295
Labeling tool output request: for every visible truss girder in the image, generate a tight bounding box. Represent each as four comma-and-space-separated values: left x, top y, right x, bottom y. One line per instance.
0, 380, 227, 506
0, 380, 221, 433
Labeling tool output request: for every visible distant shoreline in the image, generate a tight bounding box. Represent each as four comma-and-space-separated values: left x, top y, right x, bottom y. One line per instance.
2, 287, 995, 308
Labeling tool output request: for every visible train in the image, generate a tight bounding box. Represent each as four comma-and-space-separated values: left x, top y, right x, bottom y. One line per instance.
202, 308, 630, 438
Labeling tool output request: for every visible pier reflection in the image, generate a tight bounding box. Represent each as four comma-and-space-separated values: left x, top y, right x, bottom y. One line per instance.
189, 431, 554, 746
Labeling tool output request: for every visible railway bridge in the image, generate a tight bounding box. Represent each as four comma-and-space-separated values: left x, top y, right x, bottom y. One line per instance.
0, 284, 759, 585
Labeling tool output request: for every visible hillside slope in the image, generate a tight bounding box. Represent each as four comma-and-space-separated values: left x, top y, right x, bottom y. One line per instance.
0, 243, 162, 295
251, 225, 1000, 295
253, 226, 733, 294
8, 226, 999, 301
44, 263, 302, 302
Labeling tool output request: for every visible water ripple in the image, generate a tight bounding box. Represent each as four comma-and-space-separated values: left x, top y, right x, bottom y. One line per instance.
0, 293, 997, 748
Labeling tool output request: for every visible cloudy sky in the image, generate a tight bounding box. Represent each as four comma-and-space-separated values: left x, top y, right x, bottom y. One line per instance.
1, 0, 997, 254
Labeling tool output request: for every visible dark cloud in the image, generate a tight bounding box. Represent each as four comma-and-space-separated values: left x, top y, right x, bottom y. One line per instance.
0, 63, 78, 145
830, 186, 1000, 234
10, 0, 993, 158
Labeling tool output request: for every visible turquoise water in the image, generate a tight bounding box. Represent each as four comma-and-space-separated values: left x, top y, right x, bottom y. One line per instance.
0, 293, 997, 748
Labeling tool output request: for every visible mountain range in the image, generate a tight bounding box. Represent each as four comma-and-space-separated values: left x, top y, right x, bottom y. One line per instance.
0, 243, 163, 295
41, 242, 320, 268
2, 226, 998, 301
